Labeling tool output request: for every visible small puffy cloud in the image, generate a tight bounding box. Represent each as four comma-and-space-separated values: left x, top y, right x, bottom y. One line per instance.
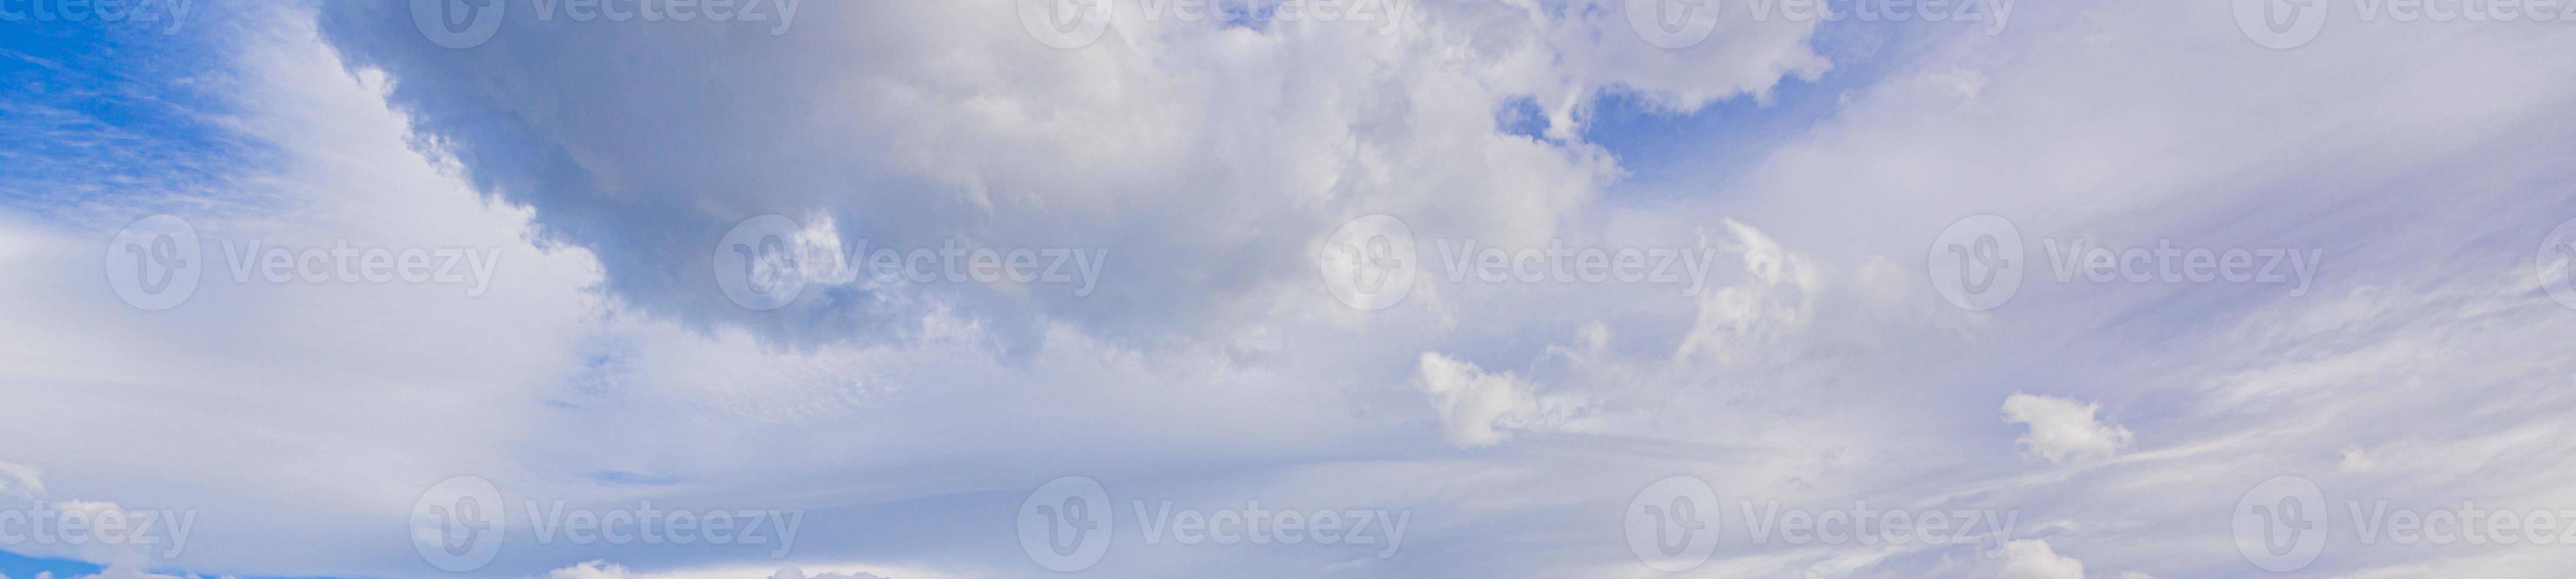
545, 561, 633, 579
1674, 220, 1822, 367
1416, 352, 1581, 447
544, 561, 891, 579
59, 564, 189, 579
2002, 393, 2134, 464
1997, 539, 2086, 579
768, 568, 888, 579
0, 458, 42, 497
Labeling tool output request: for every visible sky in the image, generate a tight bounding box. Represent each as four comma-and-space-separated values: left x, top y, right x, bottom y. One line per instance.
5, 0, 2576, 578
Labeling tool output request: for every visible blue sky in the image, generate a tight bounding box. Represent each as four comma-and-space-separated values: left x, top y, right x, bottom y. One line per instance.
7, 1, 2576, 578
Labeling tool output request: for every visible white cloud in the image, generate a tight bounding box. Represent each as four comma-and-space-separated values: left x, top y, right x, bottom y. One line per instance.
0, 458, 40, 497
1674, 220, 1821, 367
1997, 539, 2085, 579
50, 565, 190, 579
545, 561, 646, 579
2002, 393, 2133, 465
1415, 352, 1577, 447
766, 568, 889, 579
543, 561, 898, 579
7, 0, 2576, 577
301, 0, 1833, 353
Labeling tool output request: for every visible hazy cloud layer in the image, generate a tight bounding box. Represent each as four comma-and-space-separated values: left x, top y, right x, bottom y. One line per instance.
2, 1, 2573, 578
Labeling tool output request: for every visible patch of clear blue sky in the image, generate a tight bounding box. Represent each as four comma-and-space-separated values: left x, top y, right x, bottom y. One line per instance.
0, 536, 357, 579
1582, 16, 1950, 201
1, 544, 357, 579
0, 549, 102, 579
0, 12, 300, 578
0, 11, 269, 218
